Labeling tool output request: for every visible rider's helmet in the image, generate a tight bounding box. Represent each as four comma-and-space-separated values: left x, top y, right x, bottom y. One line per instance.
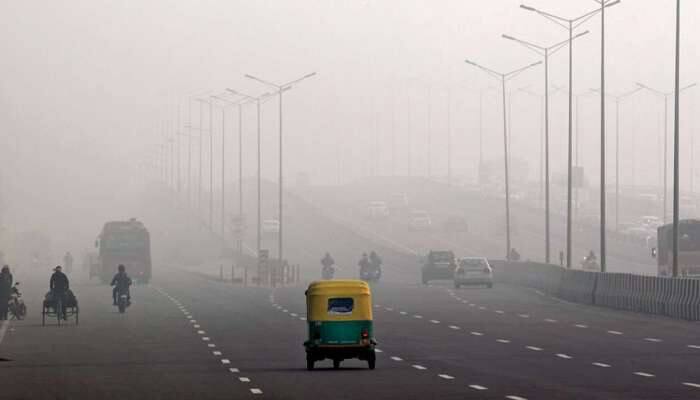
118, 264, 125, 272
1, 265, 9, 273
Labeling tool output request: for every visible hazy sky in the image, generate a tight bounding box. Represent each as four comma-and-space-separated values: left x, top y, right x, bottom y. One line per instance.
1, 0, 698, 249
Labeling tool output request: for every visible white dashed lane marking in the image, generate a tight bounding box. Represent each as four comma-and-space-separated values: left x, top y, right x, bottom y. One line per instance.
375, 349, 383, 353
290, 313, 298, 317
683, 382, 700, 388
399, 311, 408, 315
239, 377, 251, 383
495, 310, 505, 314
197, 330, 206, 334
208, 344, 216, 348
592, 362, 611, 368
448, 325, 461, 330
518, 314, 530, 318
506, 396, 528, 400
202, 337, 210, 341
250, 388, 263, 394
212, 351, 222, 356
525, 346, 543, 351
634, 372, 655, 378
497, 339, 511, 344
574, 324, 588, 329
544, 318, 558, 323
430, 320, 440, 324
556, 353, 573, 359
414, 315, 423, 319
412, 365, 427, 370
607, 330, 623, 335
390, 356, 403, 361
229, 368, 240, 373
644, 338, 662, 342
469, 384, 488, 391
470, 332, 484, 336
438, 374, 454, 380
688, 345, 700, 350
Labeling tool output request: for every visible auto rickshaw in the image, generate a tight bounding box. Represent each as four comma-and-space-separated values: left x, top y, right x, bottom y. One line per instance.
304, 280, 376, 370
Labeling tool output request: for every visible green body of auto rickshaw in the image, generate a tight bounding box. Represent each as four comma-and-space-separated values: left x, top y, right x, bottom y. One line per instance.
304, 279, 376, 370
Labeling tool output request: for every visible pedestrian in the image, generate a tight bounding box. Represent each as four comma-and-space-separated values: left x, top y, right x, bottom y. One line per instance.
0, 265, 13, 320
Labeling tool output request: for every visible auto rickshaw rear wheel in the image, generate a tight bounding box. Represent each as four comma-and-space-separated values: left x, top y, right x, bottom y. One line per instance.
368, 350, 376, 370
306, 355, 314, 371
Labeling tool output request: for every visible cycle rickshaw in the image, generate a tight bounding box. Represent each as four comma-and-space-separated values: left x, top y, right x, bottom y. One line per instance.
42, 290, 79, 326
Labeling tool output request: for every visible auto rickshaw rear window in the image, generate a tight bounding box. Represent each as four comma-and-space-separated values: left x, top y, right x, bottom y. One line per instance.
328, 298, 354, 315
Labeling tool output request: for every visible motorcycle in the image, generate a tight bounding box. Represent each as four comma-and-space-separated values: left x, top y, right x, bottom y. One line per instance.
321, 264, 335, 280
8, 282, 27, 320
360, 266, 382, 283
581, 256, 600, 271
115, 287, 131, 314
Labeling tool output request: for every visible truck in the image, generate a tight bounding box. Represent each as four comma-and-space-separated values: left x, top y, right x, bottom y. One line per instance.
95, 219, 151, 284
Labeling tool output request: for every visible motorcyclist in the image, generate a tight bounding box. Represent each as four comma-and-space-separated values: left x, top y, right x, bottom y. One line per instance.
586, 250, 597, 263
321, 252, 335, 269
63, 251, 74, 273
358, 253, 370, 277
0, 265, 13, 320
111, 264, 132, 306
49, 266, 69, 319
369, 251, 382, 278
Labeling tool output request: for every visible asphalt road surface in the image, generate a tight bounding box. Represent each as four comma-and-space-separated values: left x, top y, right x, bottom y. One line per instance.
2, 263, 699, 399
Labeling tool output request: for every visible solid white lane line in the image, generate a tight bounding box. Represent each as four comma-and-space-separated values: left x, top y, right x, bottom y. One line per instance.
250, 388, 263, 394
229, 368, 239, 373
644, 338, 662, 342
470, 331, 484, 336
438, 374, 454, 380
526, 346, 543, 351
239, 377, 251, 382
430, 320, 440, 324
390, 356, 403, 361
506, 396, 528, 400
592, 362, 611, 368
449, 325, 461, 330
634, 372, 655, 378
556, 353, 573, 359
574, 324, 588, 328
688, 345, 700, 349
221, 359, 231, 364
469, 385, 488, 390
544, 318, 558, 323
497, 339, 511, 344
213, 351, 222, 356
412, 365, 427, 370
683, 382, 700, 388
607, 330, 623, 335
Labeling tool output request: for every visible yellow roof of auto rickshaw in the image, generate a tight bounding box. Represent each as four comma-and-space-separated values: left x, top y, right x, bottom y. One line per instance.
306, 280, 371, 297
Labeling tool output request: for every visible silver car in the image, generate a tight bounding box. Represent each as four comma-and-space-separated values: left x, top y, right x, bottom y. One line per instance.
454, 257, 493, 289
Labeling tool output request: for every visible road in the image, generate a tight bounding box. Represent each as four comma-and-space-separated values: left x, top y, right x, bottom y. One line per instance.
2, 266, 699, 399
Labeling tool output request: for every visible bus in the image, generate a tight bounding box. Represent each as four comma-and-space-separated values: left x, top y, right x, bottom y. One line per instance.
655, 219, 700, 277
95, 218, 151, 284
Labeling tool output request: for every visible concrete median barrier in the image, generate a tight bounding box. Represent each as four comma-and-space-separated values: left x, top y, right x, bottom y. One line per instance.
494, 260, 699, 321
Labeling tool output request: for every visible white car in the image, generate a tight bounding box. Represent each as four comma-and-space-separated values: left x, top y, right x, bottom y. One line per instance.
409, 210, 432, 230
453, 257, 493, 288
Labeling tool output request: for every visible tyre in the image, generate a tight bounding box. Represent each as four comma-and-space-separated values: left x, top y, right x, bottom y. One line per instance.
368, 350, 376, 370
306, 355, 314, 371
118, 300, 126, 313
333, 359, 340, 369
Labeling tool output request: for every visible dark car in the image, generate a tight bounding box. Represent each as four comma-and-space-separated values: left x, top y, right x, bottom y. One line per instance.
421, 250, 456, 285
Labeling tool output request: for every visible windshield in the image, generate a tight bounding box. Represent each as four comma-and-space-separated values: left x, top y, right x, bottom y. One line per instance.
327, 298, 354, 315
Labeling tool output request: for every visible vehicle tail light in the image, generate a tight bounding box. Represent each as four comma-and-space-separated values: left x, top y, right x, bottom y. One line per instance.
361, 329, 369, 339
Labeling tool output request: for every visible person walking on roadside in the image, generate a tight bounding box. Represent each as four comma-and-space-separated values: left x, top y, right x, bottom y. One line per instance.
0, 265, 13, 320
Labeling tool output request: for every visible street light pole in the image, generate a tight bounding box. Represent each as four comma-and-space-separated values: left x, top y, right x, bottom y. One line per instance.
521, 1, 619, 269
244, 72, 316, 266
465, 58, 542, 259
502, 31, 588, 264
673, 0, 682, 278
